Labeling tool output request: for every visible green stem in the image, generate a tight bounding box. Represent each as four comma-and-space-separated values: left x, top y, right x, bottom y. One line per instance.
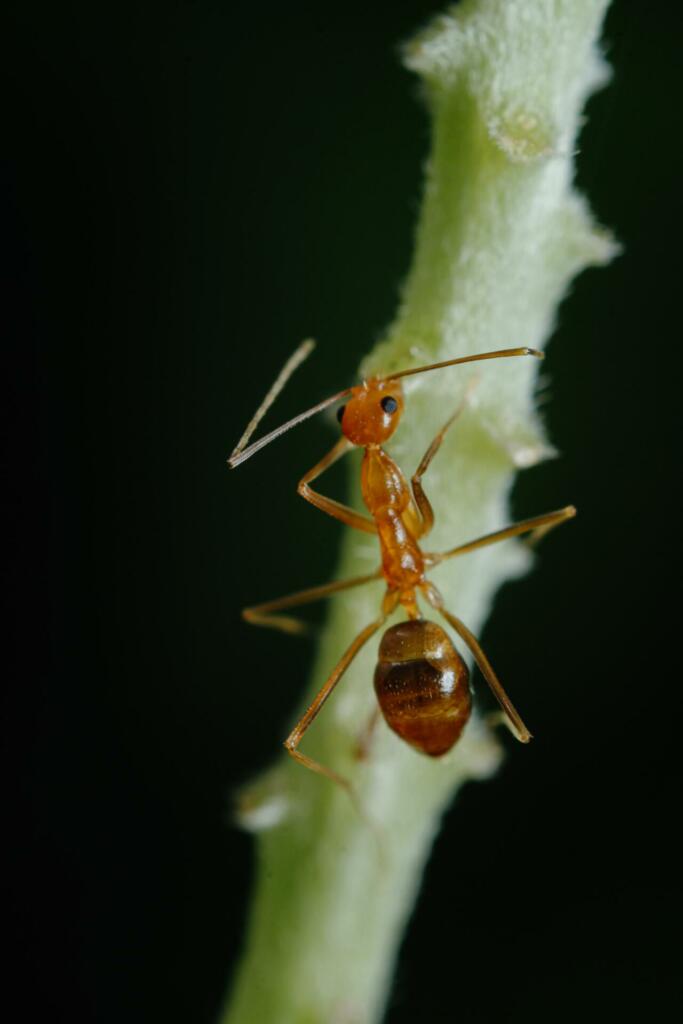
223, 3, 617, 1022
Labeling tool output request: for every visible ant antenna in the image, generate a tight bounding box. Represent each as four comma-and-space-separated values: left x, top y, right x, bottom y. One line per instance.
383, 346, 543, 382
228, 344, 542, 469
228, 339, 351, 468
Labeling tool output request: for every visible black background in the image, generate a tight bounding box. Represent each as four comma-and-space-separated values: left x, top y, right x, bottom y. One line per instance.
4, 2, 682, 1021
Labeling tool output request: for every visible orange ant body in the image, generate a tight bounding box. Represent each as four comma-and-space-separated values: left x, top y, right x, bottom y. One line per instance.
229, 342, 575, 795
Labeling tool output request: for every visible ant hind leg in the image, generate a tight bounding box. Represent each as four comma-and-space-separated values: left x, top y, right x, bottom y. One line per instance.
354, 705, 382, 761
285, 592, 399, 798
421, 583, 532, 743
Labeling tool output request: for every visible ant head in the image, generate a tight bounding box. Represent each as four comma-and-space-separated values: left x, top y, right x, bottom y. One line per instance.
337, 377, 404, 447
228, 343, 542, 468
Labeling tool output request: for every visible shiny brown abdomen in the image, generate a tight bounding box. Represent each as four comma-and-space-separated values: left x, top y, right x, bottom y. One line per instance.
374, 620, 471, 757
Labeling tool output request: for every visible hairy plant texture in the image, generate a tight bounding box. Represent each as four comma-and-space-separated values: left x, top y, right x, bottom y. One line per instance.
223, 2, 617, 1022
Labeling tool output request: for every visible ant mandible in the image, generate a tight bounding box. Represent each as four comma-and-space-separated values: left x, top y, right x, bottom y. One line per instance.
228, 340, 575, 796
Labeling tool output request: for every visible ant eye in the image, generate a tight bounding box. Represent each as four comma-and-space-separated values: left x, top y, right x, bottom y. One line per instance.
380, 396, 398, 414
336, 404, 347, 424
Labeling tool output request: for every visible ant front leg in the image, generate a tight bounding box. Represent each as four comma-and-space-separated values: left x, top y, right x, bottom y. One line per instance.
411, 383, 476, 538
298, 437, 377, 534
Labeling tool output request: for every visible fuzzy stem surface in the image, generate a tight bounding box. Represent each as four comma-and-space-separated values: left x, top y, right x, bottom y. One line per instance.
223, 3, 616, 1022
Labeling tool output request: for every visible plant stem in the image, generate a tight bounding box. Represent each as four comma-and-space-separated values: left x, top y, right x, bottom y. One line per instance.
222, 3, 617, 1022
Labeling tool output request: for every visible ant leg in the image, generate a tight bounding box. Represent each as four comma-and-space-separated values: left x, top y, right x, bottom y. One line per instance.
411, 382, 477, 538
421, 583, 532, 743
242, 569, 382, 635
298, 437, 377, 534
484, 710, 519, 739
285, 592, 399, 793
427, 505, 576, 566
354, 705, 382, 761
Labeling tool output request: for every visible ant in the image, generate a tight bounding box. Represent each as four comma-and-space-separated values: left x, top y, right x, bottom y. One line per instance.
228, 340, 575, 797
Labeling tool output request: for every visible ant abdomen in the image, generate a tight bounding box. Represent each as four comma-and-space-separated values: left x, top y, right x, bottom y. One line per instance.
374, 619, 471, 757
